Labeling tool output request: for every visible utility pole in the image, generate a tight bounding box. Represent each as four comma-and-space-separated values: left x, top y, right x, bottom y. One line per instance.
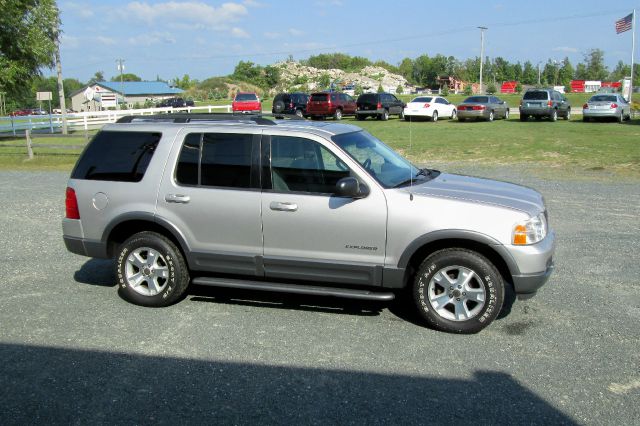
54, 34, 68, 135
116, 59, 125, 110
537, 61, 542, 85
478, 27, 487, 94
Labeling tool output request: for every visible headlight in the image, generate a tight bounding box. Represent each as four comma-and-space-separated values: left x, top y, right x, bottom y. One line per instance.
513, 213, 547, 245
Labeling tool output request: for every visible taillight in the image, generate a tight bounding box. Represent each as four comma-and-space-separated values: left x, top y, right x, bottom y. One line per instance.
583, 103, 588, 109
611, 103, 618, 109
65, 187, 80, 219
377, 102, 382, 109
289, 102, 294, 109
423, 103, 431, 108
472, 105, 486, 110
547, 101, 552, 107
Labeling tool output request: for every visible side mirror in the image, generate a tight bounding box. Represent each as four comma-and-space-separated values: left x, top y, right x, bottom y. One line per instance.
335, 177, 368, 198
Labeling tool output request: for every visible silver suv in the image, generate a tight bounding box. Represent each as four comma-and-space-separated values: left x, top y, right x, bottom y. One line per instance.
63, 114, 555, 333
519, 88, 571, 121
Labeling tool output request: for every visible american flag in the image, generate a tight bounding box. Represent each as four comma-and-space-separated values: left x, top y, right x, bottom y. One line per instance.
616, 13, 633, 34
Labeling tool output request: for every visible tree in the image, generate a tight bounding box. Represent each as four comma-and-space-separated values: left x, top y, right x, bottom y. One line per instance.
317, 73, 331, 90
111, 73, 142, 82
557, 57, 574, 87
515, 82, 523, 93
0, 0, 60, 108
398, 58, 414, 84
263, 65, 280, 88
173, 74, 197, 90
90, 71, 105, 83
396, 84, 404, 94
609, 60, 630, 82
583, 49, 608, 81
522, 61, 537, 85
486, 82, 497, 94
377, 84, 384, 93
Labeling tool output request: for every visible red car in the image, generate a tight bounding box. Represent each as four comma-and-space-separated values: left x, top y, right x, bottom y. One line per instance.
232, 92, 262, 114
10, 109, 32, 116
306, 92, 357, 120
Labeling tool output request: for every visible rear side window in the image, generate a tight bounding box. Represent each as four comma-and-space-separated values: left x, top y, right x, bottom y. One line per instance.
175, 133, 255, 189
523, 91, 549, 100
311, 93, 328, 101
71, 131, 161, 182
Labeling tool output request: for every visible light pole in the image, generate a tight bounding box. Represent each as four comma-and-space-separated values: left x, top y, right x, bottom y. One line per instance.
537, 61, 542, 85
116, 59, 125, 110
478, 26, 487, 94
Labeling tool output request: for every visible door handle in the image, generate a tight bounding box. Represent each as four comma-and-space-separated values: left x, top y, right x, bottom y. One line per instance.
270, 201, 298, 212
165, 194, 191, 204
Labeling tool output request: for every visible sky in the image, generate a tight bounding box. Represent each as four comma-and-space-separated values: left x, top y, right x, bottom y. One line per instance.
52, 0, 640, 83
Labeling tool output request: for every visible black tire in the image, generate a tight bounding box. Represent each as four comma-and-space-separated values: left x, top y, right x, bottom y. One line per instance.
404, 115, 411, 122
618, 113, 624, 123
273, 100, 285, 114
295, 109, 304, 118
503, 109, 510, 120
399, 109, 404, 120
487, 111, 494, 122
356, 114, 365, 121
431, 111, 438, 122
116, 231, 190, 307
333, 108, 343, 120
458, 117, 466, 122
564, 108, 571, 120
519, 114, 527, 121
380, 109, 389, 121
549, 109, 558, 122
412, 248, 504, 334
450, 109, 457, 120
583, 116, 590, 122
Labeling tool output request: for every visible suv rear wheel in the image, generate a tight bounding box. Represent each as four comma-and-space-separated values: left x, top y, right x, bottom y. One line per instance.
379, 109, 389, 121
412, 248, 504, 334
334, 108, 343, 120
116, 231, 190, 307
550, 109, 558, 122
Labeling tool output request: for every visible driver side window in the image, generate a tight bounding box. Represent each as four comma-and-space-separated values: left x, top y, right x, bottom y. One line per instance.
269, 136, 351, 194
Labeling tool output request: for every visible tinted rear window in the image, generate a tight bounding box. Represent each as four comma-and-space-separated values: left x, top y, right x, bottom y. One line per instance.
311, 93, 329, 101
358, 94, 378, 103
464, 96, 488, 103
590, 95, 617, 102
235, 93, 258, 101
523, 91, 549, 100
72, 131, 161, 182
411, 97, 432, 103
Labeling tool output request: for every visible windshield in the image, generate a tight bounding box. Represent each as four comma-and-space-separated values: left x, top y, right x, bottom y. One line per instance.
331, 131, 425, 188
464, 96, 488, 103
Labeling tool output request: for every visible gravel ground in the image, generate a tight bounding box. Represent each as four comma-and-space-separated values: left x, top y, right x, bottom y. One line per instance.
0, 168, 638, 425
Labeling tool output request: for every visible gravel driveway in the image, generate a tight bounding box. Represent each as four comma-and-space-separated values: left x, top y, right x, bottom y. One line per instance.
0, 168, 638, 425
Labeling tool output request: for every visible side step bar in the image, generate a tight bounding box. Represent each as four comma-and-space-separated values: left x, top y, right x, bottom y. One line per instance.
192, 277, 395, 301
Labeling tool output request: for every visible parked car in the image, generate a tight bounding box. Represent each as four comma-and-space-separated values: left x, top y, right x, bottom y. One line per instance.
306, 92, 356, 120
519, 89, 571, 122
232, 92, 262, 114
582, 93, 631, 123
10, 109, 31, 116
457, 96, 509, 122
272, 92, 310, 118
185, 99, 195, 107
355, 93, 405, 121
403, 96, 456, 122
63, 113, 555, 334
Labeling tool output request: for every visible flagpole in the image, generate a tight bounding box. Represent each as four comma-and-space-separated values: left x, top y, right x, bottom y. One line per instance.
631, 9, 635, 104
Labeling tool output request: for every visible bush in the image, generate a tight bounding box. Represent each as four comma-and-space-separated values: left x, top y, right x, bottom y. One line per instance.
396, 85, 404, 94
377, 84, 384, 93
463, 85, 473, 96
441, 85, 450, 96
486, 83, 497, 94
515, 83, 523, 93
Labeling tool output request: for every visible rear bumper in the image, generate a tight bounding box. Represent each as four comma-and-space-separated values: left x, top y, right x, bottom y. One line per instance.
457, 110, 489, 119
63, 236, 108, 258
356, 108, 384, 116
583, 109, 619, 118
520, 107, 553, 116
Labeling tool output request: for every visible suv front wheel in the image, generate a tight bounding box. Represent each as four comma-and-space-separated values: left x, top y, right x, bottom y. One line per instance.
412, 248, 504, 334
116, 231, 190, 307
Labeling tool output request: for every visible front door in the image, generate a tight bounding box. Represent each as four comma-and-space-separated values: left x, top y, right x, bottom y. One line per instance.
261, 133, 387, 286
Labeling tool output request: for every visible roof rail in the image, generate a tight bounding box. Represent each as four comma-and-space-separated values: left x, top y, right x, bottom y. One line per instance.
116, 112, 307, 125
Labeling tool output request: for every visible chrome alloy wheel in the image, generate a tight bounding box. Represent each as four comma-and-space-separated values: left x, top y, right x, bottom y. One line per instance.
427, 265, 486, 321
125, 247, 170, 296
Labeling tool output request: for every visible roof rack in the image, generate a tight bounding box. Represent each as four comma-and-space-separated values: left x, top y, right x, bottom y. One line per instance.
115, 112, 306, 125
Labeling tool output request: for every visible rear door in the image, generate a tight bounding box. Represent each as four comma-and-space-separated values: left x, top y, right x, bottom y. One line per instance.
260, 131, 388, 286
157, 128, 264, 275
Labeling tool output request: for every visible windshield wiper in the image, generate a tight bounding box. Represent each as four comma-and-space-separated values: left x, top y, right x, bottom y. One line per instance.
393, 168, 439, 188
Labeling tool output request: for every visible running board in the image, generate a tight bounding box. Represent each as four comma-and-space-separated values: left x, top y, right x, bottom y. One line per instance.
191, 277, 395, 301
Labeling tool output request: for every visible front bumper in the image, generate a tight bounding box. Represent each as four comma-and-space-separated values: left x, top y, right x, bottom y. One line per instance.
494, 230, 556, 298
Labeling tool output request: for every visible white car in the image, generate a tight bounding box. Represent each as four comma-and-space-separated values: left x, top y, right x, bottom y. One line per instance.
404, 96, 457, 122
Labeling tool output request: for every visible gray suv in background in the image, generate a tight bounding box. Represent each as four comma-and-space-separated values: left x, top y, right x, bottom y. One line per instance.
519, 89, 571, 121
63, 114, 555, 334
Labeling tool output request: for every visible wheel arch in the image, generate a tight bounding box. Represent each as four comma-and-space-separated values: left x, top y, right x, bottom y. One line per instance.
102, 213, 191, 262
395, 230, 519, 290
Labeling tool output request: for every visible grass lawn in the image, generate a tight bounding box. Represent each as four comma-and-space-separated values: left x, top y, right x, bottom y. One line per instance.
1, 116, 638, 179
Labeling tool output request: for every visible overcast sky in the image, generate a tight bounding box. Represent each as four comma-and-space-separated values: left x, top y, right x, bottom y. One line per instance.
53, 0, 640, 83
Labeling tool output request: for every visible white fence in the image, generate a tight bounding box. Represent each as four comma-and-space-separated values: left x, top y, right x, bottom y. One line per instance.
0, 105, 233, 135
